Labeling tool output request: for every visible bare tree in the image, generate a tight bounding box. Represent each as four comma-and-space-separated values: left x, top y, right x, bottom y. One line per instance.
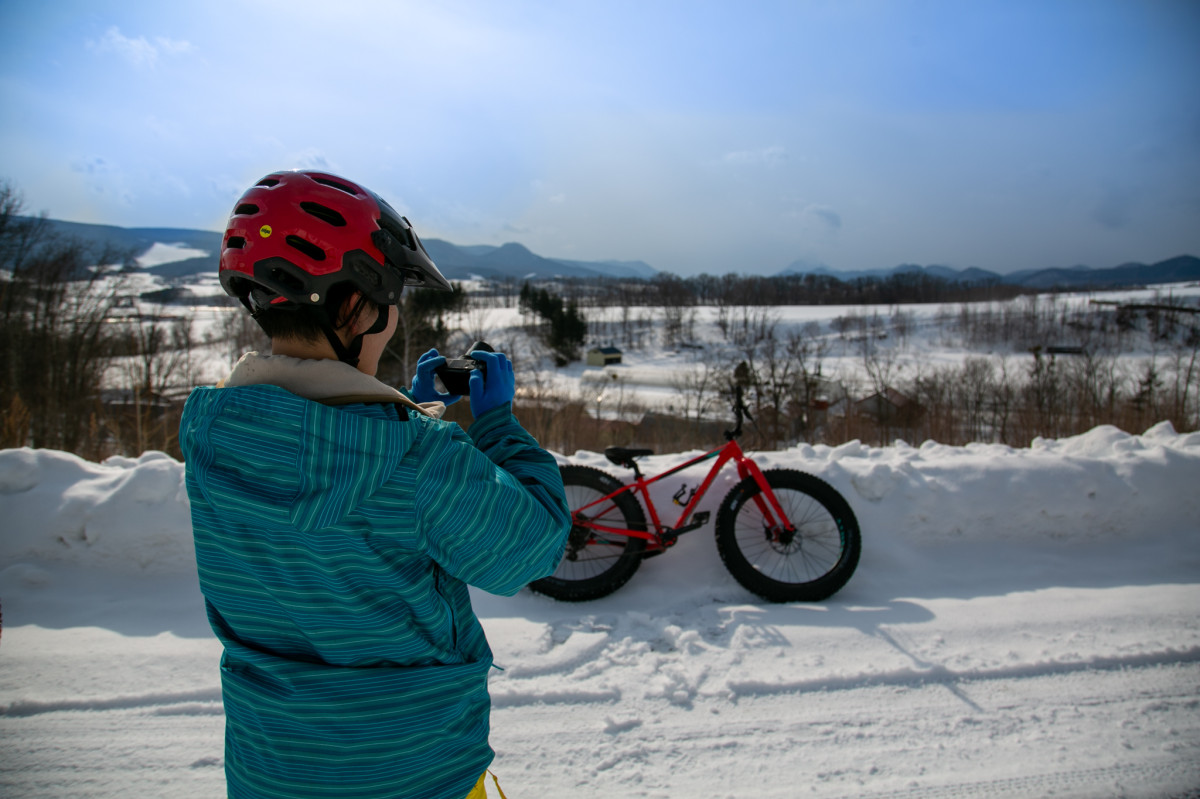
1166, 327, 1200, 429
668, 353, 724, 432
209, 298, 269, 367
458, 305, 497, 348
890, 306, 914, 344
785, 324, 831, 441
110, 303, 199, 453
0, 181, 132, 454
957, 356, 995, 443
727, 305, 778, 353
990, 356, 1018, 443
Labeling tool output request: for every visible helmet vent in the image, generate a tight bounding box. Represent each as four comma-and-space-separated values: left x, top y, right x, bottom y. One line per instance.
285, 235, 326, 262
226, 236, 246, 249
256, 178, 280, 187
235, 203, 259, 216
311, 176, 359, 196
301, 201, 347, 227
378, 216, 416, 250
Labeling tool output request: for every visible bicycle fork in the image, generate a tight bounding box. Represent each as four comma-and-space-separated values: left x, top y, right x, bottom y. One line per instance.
735, 457, 797, 541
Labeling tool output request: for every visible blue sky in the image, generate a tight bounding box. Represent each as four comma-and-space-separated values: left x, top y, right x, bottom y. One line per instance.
1, 0, 1197, 276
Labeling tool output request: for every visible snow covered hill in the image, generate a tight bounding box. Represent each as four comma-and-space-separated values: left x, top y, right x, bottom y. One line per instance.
2, 423, 1199, 797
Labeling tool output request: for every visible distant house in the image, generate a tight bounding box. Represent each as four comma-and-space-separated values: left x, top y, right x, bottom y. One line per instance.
855, 387, 921, 427
586, 346, 623, 367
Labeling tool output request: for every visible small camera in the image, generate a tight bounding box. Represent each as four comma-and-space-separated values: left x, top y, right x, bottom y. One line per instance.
435, 340, 493, 396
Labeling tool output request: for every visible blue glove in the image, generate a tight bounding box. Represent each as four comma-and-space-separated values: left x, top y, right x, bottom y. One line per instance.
410, 348, 461, 405
468, 349, 514, 417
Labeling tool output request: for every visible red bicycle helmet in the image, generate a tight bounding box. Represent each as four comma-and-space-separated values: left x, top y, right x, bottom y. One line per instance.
219, 169, 451, 314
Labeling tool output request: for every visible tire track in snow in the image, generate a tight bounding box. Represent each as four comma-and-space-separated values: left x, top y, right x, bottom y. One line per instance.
850, 759, 1200, 799
1, 687, 223, 717
726, 644, 1200, 698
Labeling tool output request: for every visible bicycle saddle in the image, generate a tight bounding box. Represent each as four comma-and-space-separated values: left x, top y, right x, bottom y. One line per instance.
604, 446, 654, 468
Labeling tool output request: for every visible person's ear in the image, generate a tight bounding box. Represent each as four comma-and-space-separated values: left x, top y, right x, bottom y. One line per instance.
338, 291, 368, 333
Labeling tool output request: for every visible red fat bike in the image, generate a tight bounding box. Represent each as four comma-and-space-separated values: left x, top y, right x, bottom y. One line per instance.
529, 388, 861, 603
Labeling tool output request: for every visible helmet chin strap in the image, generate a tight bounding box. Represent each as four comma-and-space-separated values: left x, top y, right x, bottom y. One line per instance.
318, 304, 390, 368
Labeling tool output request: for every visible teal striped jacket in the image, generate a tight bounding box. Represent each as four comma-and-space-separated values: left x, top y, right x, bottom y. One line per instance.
180, 384, 569, 799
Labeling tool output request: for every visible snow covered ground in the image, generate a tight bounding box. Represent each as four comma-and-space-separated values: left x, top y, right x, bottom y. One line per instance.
2, 421, 1199, 797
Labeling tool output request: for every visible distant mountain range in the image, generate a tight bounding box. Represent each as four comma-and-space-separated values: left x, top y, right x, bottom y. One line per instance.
28, 218, 657, 282
419, 238, 657, 281
20, 218, 1200, 289
779, 256, 1200, 290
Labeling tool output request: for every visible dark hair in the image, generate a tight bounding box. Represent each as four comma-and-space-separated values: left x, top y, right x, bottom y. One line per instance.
253, 282, 378, 343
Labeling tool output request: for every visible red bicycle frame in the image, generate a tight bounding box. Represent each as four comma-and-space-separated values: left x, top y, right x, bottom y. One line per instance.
573, 436, 796, 553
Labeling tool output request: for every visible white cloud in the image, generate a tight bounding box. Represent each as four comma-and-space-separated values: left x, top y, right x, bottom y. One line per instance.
719, 145, 788, 167
87, 26, 194, 69
153, 36, 195, 57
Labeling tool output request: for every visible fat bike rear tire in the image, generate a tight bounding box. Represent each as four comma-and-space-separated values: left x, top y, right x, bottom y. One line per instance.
528, 465, 647, 602
715, 469, 860, 603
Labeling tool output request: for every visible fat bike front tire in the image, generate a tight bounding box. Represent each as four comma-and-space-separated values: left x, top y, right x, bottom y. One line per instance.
528, 465, 647, 602
715, 469, 860, 603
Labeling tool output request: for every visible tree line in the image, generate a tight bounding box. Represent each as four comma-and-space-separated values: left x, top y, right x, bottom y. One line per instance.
537, 270, 1024, 309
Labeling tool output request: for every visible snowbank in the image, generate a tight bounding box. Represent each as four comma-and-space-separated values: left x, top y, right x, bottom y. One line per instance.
2, 421, 1197, 589
0, 448, 193, 575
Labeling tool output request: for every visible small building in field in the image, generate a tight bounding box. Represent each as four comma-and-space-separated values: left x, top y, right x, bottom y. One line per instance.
855, 387, 921, 428
586, 346, 623, 367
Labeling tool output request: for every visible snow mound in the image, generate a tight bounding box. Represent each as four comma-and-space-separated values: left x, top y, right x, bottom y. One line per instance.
0, 448, 193, 574
2, 422, 1197, 582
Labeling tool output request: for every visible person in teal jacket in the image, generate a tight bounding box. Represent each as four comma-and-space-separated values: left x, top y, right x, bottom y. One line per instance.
180, 170, 570, 799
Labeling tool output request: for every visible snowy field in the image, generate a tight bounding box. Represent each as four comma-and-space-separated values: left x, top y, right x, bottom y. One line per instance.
92, 252, 1200, 422
434, 280, 1200, 421
2, 421, 1199, 798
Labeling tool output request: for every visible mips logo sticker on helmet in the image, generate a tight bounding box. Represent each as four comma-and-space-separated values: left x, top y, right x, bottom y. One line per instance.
259, 225, 272, 238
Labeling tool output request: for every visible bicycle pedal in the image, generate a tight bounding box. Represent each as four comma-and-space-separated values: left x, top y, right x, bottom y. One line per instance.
694, 511, 710, 526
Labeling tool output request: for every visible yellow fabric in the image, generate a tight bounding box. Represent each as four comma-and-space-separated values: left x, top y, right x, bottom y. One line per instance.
464, 770, 508, 799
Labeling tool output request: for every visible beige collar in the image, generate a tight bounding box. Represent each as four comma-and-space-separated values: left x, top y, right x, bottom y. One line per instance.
220, 352, 444, 419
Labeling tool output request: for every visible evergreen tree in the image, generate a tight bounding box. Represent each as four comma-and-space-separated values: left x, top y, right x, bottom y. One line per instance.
518, 282, 587, 365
